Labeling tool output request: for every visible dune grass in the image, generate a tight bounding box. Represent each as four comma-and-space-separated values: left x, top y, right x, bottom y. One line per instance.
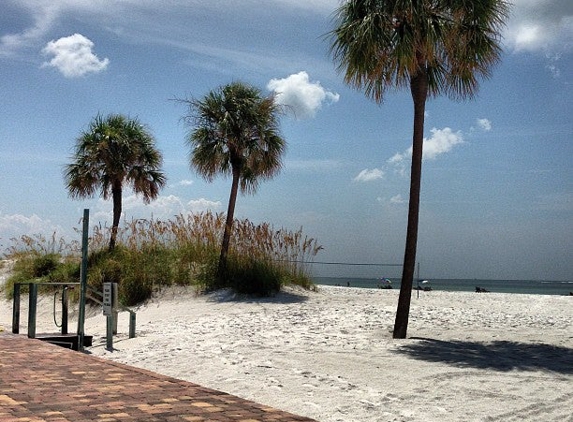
2, 212, 322, 305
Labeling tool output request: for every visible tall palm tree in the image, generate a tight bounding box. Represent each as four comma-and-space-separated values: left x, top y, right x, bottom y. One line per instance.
181, 82, 286, 282
329, 0, 509, 338
65, 114, 167, 251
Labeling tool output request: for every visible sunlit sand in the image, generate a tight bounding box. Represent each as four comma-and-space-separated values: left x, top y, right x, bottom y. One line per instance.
1, 272, 572, 422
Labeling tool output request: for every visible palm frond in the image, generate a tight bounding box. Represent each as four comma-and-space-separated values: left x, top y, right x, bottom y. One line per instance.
328, 0, 510, 102
65, 113, 166, 208
182, 81, 286, 195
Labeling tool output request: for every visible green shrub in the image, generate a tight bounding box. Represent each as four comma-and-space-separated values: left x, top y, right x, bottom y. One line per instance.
31, 253, 59, 277
2, 253, 81, 300
48, 260, 80, 283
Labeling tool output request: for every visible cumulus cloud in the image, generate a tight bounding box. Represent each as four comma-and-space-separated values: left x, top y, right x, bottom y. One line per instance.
353, 168, 384, 182
388, 127, 464, 174
187, 198, 222, 213
267, 71, 339, 119
41, 33, 109, 77
421, 127, 464, 159
178, 179, 194, 186
505, 0, 573, 54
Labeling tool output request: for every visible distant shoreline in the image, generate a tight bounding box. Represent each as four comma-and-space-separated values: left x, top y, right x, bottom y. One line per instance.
314, 276, 573, 295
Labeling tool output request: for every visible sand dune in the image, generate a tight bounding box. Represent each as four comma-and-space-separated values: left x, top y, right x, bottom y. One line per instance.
1, 282, 572, 422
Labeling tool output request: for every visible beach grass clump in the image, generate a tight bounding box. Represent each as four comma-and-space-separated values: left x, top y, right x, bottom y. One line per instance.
3, 211, 322, 303
2, 251, 80, 299
224, 256, 283, 296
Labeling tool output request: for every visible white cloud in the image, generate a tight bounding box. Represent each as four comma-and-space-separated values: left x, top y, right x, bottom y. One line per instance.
178, 179, 194, 186
388, 151, 407, 165
377, 194, 407, 205
390, 194, 406, 204
1, 0, 333, 61
391, 127, 464, 163
41, 33, 109, 77
353, 168, 384, 182
476, 118, 492, 132
187, 198, 222, 213
0, 2, 59, 57
423, 128, 464, 159
3, 0, 570, 62
505, 0, 573, 54
0, 213, 66, 250
388, 127, 464, 174
545, 53, 563, 78
267, 71, 339, 119
94, 194, 222, 222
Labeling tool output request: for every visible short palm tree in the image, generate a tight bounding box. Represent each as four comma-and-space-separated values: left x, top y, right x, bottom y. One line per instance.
181, 82, 286, 283
65, 114, 167, 251
329, 0, 509, 338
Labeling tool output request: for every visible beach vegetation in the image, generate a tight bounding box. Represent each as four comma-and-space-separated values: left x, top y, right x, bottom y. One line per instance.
2, 251, 79, 298
3, 212, 321, 303
328, 0, 509, 338
178, 82, 286, 286
64, 113, 167, 252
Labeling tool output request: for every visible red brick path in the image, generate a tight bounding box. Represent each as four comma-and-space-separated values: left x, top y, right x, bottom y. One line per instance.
0, 334, 317, 422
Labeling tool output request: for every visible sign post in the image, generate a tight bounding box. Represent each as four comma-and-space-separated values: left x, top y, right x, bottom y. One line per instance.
77, 209, 89, 351
103, 283, 113, 316
103, 282, 117, 350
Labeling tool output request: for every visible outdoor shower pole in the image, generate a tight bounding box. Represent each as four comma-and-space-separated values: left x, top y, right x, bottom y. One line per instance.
77, 209, 89, 351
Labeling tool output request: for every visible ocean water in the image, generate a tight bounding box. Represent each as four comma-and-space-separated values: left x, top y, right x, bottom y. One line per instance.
313, 276, 573, 296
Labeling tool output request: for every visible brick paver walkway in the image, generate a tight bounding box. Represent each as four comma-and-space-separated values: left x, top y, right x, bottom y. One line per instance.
0, 334, 317, 422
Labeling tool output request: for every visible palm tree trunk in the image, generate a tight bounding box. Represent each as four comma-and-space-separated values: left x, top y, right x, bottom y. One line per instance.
393, 70, 428, 339
217, 166, 240, 283
109, 182, 123, 252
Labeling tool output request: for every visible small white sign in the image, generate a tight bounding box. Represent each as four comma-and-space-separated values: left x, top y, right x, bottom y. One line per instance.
103, 282, 113, 316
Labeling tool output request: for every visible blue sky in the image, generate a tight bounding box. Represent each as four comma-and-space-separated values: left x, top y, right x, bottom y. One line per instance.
1, 0, 572, 281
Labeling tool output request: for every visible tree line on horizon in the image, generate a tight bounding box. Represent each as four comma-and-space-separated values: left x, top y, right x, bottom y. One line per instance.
61, 0, 509, 339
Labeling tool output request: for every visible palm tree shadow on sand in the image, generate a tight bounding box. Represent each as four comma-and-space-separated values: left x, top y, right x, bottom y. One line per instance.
395, 338, 573, 374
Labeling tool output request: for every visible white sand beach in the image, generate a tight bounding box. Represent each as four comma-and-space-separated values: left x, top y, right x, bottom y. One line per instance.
1, 273, 572, 422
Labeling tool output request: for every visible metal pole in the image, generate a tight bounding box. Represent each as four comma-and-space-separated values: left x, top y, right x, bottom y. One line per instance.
129, 311, 136, 339
112, 282, 118, 335
12, 283, 21, 334
28, 283, 38, 338
416, 263, 420, 299
106, 315, 113, 350
77, 209, 89, 351
61, 286, 69, 335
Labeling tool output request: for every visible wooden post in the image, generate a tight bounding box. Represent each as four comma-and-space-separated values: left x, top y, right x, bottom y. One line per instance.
12, 283, 21, 334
